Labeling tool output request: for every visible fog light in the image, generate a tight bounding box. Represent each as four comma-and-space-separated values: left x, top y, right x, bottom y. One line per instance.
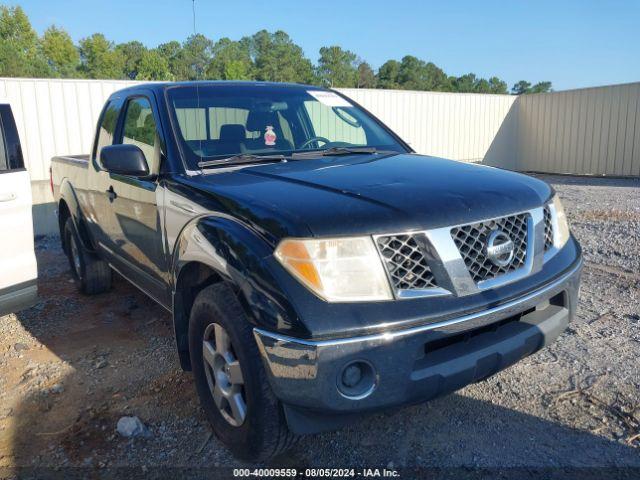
337, 360, 377, 400
342, 364, 362, 387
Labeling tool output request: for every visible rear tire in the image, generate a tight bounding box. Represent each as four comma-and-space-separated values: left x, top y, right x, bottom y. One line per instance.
63, 217, 112, 295
188, 283, 296, 461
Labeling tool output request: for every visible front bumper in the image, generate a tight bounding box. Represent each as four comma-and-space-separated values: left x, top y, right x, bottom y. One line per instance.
253, 258, 582, 433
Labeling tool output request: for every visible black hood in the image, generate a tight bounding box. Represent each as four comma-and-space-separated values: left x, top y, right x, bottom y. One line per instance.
183, 153, 552, 241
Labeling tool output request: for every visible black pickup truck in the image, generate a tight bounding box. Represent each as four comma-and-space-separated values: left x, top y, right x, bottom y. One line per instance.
51, 81, 582, 460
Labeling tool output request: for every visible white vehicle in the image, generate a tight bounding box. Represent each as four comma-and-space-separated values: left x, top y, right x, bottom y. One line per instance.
0, 100, 37, 316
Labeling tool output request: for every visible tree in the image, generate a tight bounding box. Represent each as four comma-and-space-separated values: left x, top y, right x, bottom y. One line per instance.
0, 6, 49, 77
424, 62, 450, 91
396, 56, 450, 91
356, 62, 376, 88
157, 40, 183, 79
474, 78, 492, 93
116, 40, 146, 79
207, 37, 253, 80
317, 45, 357, 87
511, 80, 531, 95
79, 33, 125, 79
530, 81, 553, 93
0, 7, 553, 91
41, 26, 79, 77
179, 34, 214, 80
511, 80, 552, 95
377, 60, 401, 89
397, 55, 424, 89
249, 30, 315, 84
451, 74, 506, 94
452, 73, 477, 93
137, 49, 172, 80
488, 76, 508, 94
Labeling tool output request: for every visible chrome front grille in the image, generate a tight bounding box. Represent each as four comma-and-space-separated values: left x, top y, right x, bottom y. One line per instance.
543, 206, 553, 251
450, 213, 529, 283
376, 234, 437, 291
374, 206, 558, 299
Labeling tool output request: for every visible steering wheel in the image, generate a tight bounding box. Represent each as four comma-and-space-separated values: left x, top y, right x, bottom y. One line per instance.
298, 136, 331, 150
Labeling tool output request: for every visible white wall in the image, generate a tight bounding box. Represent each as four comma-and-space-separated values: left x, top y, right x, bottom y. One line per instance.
0, 78, 138, 182
514, 82, 640, 176
338, 88, 517, 163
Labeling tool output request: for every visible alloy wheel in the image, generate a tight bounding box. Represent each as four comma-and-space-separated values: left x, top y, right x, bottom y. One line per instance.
202, 323, 247, 427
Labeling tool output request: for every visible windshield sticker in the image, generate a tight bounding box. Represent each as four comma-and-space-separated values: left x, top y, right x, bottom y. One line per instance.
264, 125, 277, 146
307, 90, 352, 107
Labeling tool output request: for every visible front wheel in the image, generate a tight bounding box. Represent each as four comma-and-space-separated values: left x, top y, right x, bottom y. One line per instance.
188, 283, 295, 460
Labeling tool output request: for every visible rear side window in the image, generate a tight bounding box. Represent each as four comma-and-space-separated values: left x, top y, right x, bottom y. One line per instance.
94, 101, 119, 161
0, 116, 7, 171
0, 104, 24, 171
121, 97, 160, 173
174, 106, 260, 141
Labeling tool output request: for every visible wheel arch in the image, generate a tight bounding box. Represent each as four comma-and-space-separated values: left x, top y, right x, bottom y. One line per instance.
170, 215, 301, 371
173, 260, 224, 371
58, 199, 71, 253
58, 178, 95, 252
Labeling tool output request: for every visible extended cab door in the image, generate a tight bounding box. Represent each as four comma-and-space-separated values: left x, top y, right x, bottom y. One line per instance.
101, 94, 169, 307
0, 103, 37, 316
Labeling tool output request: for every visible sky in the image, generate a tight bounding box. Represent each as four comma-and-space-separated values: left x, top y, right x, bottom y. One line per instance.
13, 0, 640, 91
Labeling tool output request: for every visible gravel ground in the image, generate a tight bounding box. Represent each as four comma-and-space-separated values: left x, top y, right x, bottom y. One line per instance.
0, 174, 638, 476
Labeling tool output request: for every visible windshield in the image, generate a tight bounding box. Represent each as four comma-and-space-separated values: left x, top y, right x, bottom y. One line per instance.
166, 84, 407, 170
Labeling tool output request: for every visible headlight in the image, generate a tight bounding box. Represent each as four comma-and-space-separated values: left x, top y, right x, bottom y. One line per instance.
551, 194, 570, 248
274, 237, 393, 302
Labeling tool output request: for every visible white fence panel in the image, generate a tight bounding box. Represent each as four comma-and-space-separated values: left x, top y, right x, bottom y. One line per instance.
0, 78, 138, 182
338, 88, 517, 163
515, 82, 640, 176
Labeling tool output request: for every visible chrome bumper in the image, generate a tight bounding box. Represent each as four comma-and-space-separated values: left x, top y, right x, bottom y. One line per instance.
253, 258, 582, 424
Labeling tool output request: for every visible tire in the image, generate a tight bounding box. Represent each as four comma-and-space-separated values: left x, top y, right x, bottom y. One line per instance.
63, 217, 112, 295
188, 283, 296, 461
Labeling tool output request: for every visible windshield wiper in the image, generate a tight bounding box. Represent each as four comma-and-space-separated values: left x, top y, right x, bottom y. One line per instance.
198, 153, 285, 169
290, 146, 383, 159
198, 147, 392, 168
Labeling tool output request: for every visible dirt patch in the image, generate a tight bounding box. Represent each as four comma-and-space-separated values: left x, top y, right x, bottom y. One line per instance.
580, 209, 640, 222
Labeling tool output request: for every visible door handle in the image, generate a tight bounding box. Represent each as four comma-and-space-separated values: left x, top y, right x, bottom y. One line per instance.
0, 192, 16, 203
106, 186, 117, 203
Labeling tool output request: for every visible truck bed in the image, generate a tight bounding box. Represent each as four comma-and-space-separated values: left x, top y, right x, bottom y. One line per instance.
52, 154, 89, 167
51, 154, 90, 199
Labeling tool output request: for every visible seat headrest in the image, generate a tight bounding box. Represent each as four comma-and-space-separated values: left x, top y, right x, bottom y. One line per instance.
219, 124, 246, 141
246, 111, 276, 132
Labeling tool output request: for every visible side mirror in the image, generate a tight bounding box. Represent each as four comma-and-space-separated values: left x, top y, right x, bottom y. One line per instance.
100, 144, 149, 177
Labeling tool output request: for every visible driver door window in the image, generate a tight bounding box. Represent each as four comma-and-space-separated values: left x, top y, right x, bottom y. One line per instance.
302, 101, 366, 145
121, 97, 161, 173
